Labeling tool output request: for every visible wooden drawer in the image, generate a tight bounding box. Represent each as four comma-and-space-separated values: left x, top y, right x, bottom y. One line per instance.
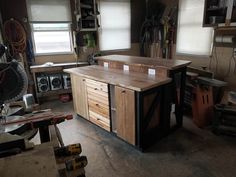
87, 93, 109, 106
89, 111, 110, 131
88, 99, 109, 119
85, 79, 108, 93
86, 79, 110, 131
87, 87, 108, 98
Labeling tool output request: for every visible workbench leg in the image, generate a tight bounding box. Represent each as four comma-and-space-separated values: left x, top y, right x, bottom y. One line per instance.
39, 126, 50, 143
161, 83, 172, 135
176, 68, 187, 127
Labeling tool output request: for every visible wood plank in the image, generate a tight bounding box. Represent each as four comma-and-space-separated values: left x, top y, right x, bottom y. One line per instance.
64, 65, 171, 92
95, 55, 191, 70
115, 86, 135, 145
143, 92, 161, 129
71, 75, 89, 119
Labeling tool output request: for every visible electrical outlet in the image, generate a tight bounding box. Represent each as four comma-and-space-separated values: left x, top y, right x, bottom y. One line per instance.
234, 48, 236, 58
104, 62, 109, 68
148, 68, 156, 75
123, 65, 129, 71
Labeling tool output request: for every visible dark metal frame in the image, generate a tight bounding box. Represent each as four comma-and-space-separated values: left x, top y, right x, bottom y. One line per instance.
135, 83, 172, 151
168, 67, 187, 128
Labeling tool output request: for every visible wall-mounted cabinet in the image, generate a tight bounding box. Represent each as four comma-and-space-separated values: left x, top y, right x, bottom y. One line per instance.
203, 0, 236, 27
76, 0, 99, 31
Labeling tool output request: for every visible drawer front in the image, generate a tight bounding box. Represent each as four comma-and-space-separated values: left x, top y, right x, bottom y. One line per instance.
85, 79, 108, 93
87, 91, 109, 106
86, 79, 110, 131
87, 87, 109, 102
88, 99, 109, 119
89, 111, 110, 131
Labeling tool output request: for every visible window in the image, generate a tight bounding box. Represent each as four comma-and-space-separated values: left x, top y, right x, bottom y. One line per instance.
99, 0, 131, 51
32, 23, 72, 54
176, 0, 213, 56
26, 0, 72, 55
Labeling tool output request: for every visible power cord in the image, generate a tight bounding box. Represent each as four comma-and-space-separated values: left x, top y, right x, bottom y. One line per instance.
209, 45, 219, 74
3, 19, 27, 57
224, 48, 236, 76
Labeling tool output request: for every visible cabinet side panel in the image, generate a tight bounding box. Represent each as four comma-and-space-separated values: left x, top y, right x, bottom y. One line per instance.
115, 86, 135, 145
71, 75, 89, 119
71, 74, 79, 114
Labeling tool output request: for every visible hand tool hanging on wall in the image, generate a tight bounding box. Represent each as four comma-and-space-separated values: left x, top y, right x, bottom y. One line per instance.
3, 19, 26, 59
140, 1, 177, 59
140, 1, 165, 57
160, 5, 177, 59
3, 19, 34, 94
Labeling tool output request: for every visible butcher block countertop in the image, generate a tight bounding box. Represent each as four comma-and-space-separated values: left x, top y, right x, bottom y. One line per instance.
64, 65, 171, 92
95, 55, 191, 70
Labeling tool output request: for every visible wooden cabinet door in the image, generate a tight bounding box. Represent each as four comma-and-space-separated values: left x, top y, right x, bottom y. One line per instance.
71, 75, 89, 119
115, 86, 135, 145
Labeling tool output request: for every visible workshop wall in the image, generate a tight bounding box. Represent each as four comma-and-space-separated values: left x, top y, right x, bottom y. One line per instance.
175, 47, 236, 90
0, 0, 79, 64
2, 0, 234, 91
152, 0, 236, 90
0, 0, 144, 64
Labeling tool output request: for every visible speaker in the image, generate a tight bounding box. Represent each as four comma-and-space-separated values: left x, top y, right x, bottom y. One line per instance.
49, 74, 63, 91
37, 76, 50, 92
62, 73, 71, 89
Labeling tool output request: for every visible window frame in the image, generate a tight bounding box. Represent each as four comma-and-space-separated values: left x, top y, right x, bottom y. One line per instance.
98, 0, 131, 52
30, 22, 74, 56
176, 0, 214, 57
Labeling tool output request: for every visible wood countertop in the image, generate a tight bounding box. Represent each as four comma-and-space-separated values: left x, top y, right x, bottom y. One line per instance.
95, 55, 191, 70
64, 65, 171, 92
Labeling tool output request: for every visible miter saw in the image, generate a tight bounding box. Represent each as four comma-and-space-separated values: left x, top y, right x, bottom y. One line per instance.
0, 44, 28, 121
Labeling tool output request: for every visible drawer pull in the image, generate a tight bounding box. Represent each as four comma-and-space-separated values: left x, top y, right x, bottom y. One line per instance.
95, 103, 99, 106
121, 90, 126, 93
94, 88, 98, 90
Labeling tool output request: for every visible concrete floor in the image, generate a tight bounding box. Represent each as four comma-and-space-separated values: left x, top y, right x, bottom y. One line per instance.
33, 100, 236, 177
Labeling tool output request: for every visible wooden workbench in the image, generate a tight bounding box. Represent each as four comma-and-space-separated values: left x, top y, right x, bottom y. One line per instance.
95, 55, 192, 127
65, 65, 171, 92
0, 142, 59, 177
65, 65, 172, 150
